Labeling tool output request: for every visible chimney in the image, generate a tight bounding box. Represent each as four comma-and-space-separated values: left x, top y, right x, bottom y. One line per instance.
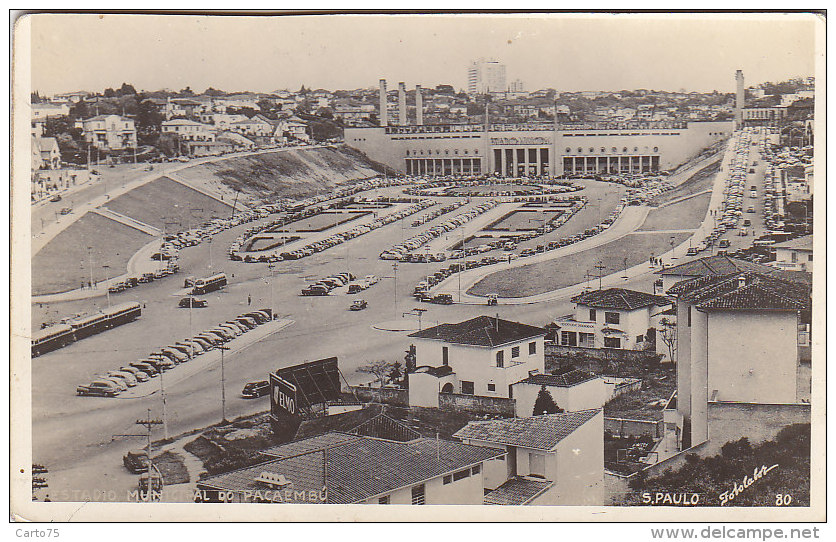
737, 274, 746, 289
398, 82, 407, 126
495, 313, 500, 332
378, 79, 388, 127
415, 85, 423, 126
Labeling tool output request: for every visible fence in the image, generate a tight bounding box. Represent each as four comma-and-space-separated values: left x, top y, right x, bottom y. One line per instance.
439, 392, 516, 417
605, 417, 663, 438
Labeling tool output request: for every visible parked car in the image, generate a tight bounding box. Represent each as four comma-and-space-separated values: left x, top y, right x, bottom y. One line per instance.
119, 366, 150, 383
241, 380, 270, 398
350, 299, 368, 311
179, 297, 208, 308
432, 294, 454, 305
486, 294, 498, 306
49, 194, 62, 202
76, 380, 121, 397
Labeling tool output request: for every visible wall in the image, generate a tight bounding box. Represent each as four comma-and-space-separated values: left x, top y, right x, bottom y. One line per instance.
438, 392, 517, 417
408, 372, 442, 408
511, 378, 607, 417
706, 311, 798, 404
704, 401, 810, 457
367, 469, 486, 505
605, 417, 663, 438
350, 386, 409, 407
676, 300, 694, 446
545, 343, 661, 363
602, 376, 643, 400
551, 410, 605, 505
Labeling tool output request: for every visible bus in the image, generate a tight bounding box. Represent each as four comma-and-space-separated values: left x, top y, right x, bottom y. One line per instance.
68, 312, 112, 340
191, 273, 228, 295
101, 302, 142, 328
32, 324, 75, 358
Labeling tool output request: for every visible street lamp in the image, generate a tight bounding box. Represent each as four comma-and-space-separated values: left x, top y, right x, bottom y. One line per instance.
102, 264, 111, 307
218, 345, 230, 424
267, 263, 276, 320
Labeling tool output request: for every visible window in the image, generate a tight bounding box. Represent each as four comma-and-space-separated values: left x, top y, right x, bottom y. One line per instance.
511, 346, 520, 358
791, 252, 798, 263
637, 335, 644, 343
604, 337, 622, 348
605, 312, 620, 325
461, 381, 475, 395
622, 147, 628, 153
453, 469, 470, 481
577, 147, 582, 153
653, 146, 659, 152
443, 475, 452, 485
808, 254, 813, 261
561, 330, 577, 347
487, 383, 496, 392
589, 308, 597, 321
379, 495, 390, 504
442, 346, 449, 366
529, 341, 537, 355
472, 464, 481, 475
495, 350, 504, 367
411, 484, 425, 505
579, 332, 595, 348
565, 147, 571, 153
611, 147, 617, 153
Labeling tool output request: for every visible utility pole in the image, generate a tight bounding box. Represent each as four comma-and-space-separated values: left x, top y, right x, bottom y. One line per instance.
135, 409, 163, 502
218, 345, 230, 424
103, 264, 111, 307
268, 263, 275, 320
159, 368, 168, 440
594, 261, 606, 290
392, 262, 399, 316
87, 246, 94, 289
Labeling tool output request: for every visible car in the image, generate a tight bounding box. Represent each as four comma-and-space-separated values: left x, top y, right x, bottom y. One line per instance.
301, 285, 329, 296
686, 247, 699, 256
241, 380, 270, 398
108, 283, 126, 294
347, 283, 366, 294
99, 377, 128, 392
60, 207, 72, 215
747, 207, 756, 213
350, 299, 368, 311
76, 380, 121, 397
432, 294, 454, 305
129, 362, 159, 377
486, 294, 498, 306
103, 371, 138, 387
123, 449, 150, 474
120, 366, 150, 383
718, 239, 731, 248
743, 219, 752, 227
179, 297, 208, 308
520, 248, 536, 257
49, 194, 62, 202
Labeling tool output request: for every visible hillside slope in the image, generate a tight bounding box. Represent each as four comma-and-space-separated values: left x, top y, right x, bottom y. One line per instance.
173, 145, 392, 203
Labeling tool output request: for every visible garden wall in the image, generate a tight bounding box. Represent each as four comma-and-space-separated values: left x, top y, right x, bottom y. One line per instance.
349, 386, 409, 407
605, 417, 663, 438
439, 392, 516, 416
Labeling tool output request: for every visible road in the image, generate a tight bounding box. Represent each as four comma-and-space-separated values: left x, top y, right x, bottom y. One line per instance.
29, 145, 748, 501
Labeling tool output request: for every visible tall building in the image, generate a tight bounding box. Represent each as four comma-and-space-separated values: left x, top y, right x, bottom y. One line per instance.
468, 59, 507, 95
735, 70, 745, 129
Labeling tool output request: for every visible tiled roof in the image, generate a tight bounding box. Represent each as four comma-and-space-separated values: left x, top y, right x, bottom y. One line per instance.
659, 255, 775, 277
409, 316, 545, 347
453, 409, 600, 451
199, 432, 503, 503
260, 433, 362, 459
484, 477, 553, 505
292, 404, 384, 441
667, 272, 811, 311
773, 235, 813, 251
519, 370, 597, 388
571, 288, 671, 311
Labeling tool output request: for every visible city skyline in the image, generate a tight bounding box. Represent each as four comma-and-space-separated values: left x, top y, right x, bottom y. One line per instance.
29, 13, 817, 96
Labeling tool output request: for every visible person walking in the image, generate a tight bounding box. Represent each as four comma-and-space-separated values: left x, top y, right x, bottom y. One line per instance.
247, 294, 252, 306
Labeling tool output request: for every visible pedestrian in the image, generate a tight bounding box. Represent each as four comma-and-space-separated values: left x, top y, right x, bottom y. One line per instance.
247, 294, 251, 306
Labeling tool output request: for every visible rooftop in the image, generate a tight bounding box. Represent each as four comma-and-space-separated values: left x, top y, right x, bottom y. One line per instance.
571, 288, 671, 311
199, 432, 503, 503
773, 235, 813, 252
409, 316, 545, 348
484, 477, 553, 505
453, 409, 600, 451
658, 254, 811, 282
519, 369, 598, 388
667, 272, 812, 312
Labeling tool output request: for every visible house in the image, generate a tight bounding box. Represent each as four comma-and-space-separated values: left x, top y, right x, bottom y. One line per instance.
771, 235, 813, 272
407, 316, 545, 403
164, 98, 204, 119
229, 114, 273, 137
196, 432, 504, 504
200, 113, 248, 130
161, 119, 217, 141
33, 136, 61, 169
186, 140, 236, 157
274, 116, 309, 143
551, 288, 671, 351
31, 103, 70, 121
667, 272, 811, 450
454, 410, 604, 505
50, 91, 89, 104
81, 114, 137, 150
656, 254, 808, 292
510, 370, 607, 416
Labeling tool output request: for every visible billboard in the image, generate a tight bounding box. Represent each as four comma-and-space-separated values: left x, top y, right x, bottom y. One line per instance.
269, 374, 299, 419
273, 357, 342, 414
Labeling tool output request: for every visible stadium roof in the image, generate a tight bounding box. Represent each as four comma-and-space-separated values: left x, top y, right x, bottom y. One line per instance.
409, 316, 545, 348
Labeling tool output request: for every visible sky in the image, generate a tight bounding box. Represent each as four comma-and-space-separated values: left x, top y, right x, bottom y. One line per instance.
27, 12, 819, 96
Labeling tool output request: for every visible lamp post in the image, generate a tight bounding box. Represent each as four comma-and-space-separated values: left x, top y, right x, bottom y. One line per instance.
268, 263, 275, 320
102, 264, 111, 307
218, 345, 230, 424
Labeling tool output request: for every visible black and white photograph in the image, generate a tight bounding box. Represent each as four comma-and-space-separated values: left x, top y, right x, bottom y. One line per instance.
9, 10, 825, 524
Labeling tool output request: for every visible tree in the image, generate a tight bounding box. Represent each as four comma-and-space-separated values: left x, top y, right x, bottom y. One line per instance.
119, 82, 137, 96
179, 86, 194, 97
388, 362, 403, 384
31, 91, 44, 103
435, 84, 455, 95
533, 385, 563, 415
404, 345, 416, 373
659, 317, 677, 363
204, 87, 226, 96
316, 107, 333, 119
358, 360, 394, 388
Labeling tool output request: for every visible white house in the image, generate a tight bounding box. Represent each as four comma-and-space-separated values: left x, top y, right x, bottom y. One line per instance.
161, 119, 217, 141
407, 316, 545, 402
196, 432, 503, 504
510, 370, 607, 416
667, 272, 811, 449
32, 136, 61, 169
551, 288, 671, 351
274, 117, 309, 143
81, 114, 137, 150
771, 235, 813, 273
229, 114, 274, 137
454, 410, 604, 505
31, 103, 70, 121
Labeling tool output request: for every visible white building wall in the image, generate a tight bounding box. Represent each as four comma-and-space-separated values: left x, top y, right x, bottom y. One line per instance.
511, 378, 607, 417
550, 410, 604, 505
706, 311, 798, 404
365, 469, 486, 505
